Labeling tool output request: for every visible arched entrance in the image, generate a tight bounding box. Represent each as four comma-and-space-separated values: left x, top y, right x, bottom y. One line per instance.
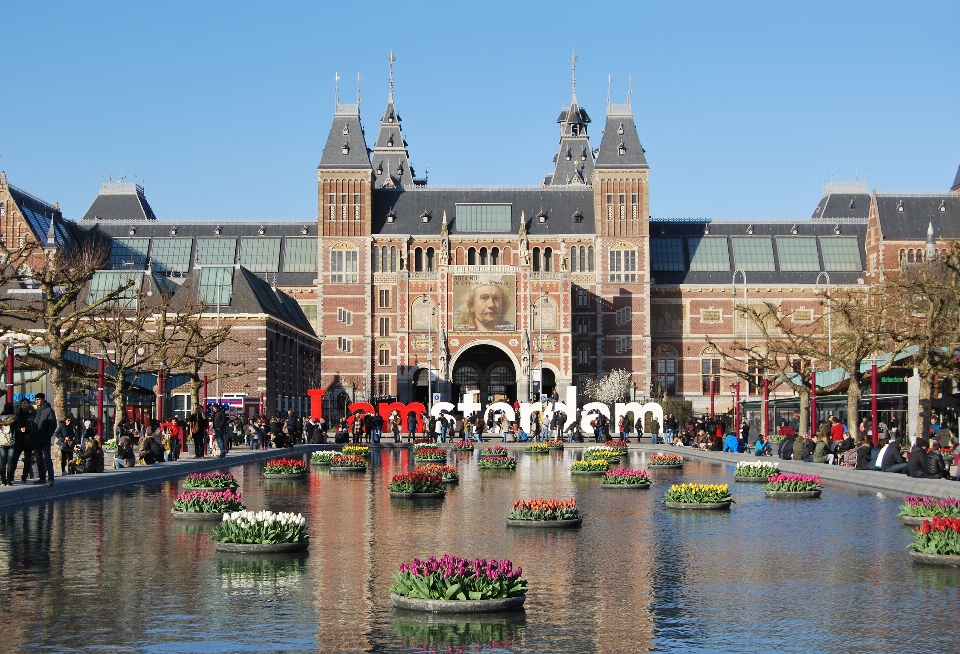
451, 344, 518, 407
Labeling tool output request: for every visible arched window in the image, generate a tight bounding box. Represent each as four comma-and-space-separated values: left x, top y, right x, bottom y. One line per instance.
532, 247, 541, 272
426, 248, 435, 271
544, 247, 553, 272
899, 249, 905, 264
587, 246, 595, 271
453, 365, 480, 394
414, 247, 424, 271
491, 247, 499, 265
479, 247, 487, 265
701, 347, 720, 395
571, 247, 578, 272
907, 249, 915, 263
390, 246, 397, 272
468, 248, 477, 266
372, 246, 380, 273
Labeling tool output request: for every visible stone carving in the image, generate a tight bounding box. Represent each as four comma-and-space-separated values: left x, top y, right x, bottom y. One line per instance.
438, 330, 449, 379
518, 211, 530, 265
520, 330, 530, 376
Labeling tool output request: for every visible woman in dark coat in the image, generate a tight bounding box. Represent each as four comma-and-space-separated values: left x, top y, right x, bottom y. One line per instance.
77, 438, 104, 473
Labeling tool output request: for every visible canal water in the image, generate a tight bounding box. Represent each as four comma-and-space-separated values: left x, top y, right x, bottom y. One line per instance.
0, 450, 956, 653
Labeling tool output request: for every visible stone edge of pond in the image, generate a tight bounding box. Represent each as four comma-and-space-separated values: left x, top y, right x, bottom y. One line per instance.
655, 446, 960, 499
0, 445, 335, 513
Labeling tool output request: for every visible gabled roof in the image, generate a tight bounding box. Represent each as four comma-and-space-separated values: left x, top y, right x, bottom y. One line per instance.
371, 98, 415, 188
549, 137, 594, 186
79, 182, 158, 222
595, 107, 648, 170
874, 193, 960, 241
810, 182, 870, 221
318, 105, 371, 171
7, 183, 74, 247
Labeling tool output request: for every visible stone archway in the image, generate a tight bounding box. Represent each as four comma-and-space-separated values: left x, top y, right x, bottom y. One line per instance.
451, 344, 519, 409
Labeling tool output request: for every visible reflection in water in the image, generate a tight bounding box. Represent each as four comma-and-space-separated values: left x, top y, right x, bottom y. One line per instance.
392, 609, 526, 651
0, 454, 956, 652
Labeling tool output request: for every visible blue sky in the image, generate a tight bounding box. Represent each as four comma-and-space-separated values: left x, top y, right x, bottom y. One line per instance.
2, 0, 958, 222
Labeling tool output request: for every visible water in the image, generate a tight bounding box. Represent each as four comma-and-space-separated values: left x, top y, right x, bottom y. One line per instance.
0, 449, 956, 653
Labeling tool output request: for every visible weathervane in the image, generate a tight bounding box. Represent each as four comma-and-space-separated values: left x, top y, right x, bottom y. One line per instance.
389, 51, 395, 102
356, 72, 361, 105
335, 72, 340, 106
571, 51, 579, 103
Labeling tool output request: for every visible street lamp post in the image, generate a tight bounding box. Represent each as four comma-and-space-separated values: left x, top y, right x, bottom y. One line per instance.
6, 336, 14, 405
97, 350, 105, 441
709, 378, 715, 419
762, 377, 770, 439
731, 269, 748, 351
421, 293, 436, 421
810, 364, 817, 435
157, 361, 165, 422
814, 271, 832, 359
732, 381, 741, 434
871, 357, 879, 446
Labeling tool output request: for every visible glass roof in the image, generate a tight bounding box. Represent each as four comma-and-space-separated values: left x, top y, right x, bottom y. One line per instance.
196, 239, 236, 265
149, 238, 192, 275
731, 237, 776, 272
109, 238, 149, 269
688, 237, 730, 272
455, 205, 511, 232
650, 238, 685, 272
198, 266, 233, 306
775, 237, 820, 271
240, 238, 281, 272
283, 238, 317, 273
820, 237, 862, 271
89, 271, 143, 309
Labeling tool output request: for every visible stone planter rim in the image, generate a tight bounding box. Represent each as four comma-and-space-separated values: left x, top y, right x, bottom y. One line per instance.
171, 510, 226, 521
600, 482, 651, 489
505, 517, 582, 528
664, 501, 732, 510
900, 515, 940, 526
440, 477, 460, 484
390, 593, 525, 613
478, 465, 517, 471
182, 482, 238, 490
570, 470, 607, 476
733, 475, 770, 483
329, 466, 367, 472
214, 540, 309, 554
648, 463, 684, 469
389, 491, 446, 499
909, 548, 960, 567
263, 472, 308, 479
763, 489, 822, 498
310, 460, 332, 466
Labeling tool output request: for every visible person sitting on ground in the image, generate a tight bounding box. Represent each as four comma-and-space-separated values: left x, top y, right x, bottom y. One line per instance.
754, 434, 772, 456
59, 435, 78, 474
924, 441, 951, 479
836, 431, 856, 456
907, 437, 928, 478
139, 433, 159, 465
722, 432, 740, 453
779, 435, 795, 460
794, 433, 811, 462
879, 437, 908, 474
273, 429, 294, 448
855, 436, 873, 470
76, 438, 104, 473
114, 436, 135, 469
813, 434, 834, 465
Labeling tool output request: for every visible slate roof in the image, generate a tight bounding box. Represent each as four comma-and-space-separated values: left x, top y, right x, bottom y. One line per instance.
595, 108, 649, 170
79, 182, 158, 222
810, 190, 870, 221
548, 101, 595, 186
7, 184, 75, 247
648, 219, 868, 286
874, 193, 960, 241
318, 105, 372, 170
952, 165, 960, 192
174, 265, 315, 335
371, 187, 595, 237
371, 100, 415, 188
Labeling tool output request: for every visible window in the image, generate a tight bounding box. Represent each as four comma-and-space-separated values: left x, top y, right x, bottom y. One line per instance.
198, 267, 233, 306
330, 249, 358, 283
588, 246, 594, 271
606, 194, 613, 220
378, 346, 390, 366
688, 237, 730, 272
651, 238, 685, 272
426, 248, 435, 271
89, 271, 143, 308
379, 317, 390, 337
491, 248, 499, 265
655, 347, 677, 396
197, 238, 237, 265
532, 247, 540, 272
544, 247, 553, 271
820, 237, 862, 271
609, 250, 637, 283
632, 193, 639, 219
571, 245, 594, 272
701, 357, 720, 395
775, 237, 819, 272
619, 194, 626, 220
328, 194, 335, 221
616, 306, 632, 325
337, 308, 352, 325
455, 204, 511, 232
571, 247, 577, 272
377, 374, 390, 396
748, 359, 762, 395
479, 248, 487, 265
576, 317, 589, 335
109, 238, 149, 268
615, 337, 631, 354
414, 248, 423, 271
283, 238, 317, 273
240, 238, 281, 272
337, 337, 352, 353
467, 248, 476, 266
576, 288, 589, 308
731, 237, 775, 272
577, 345, 590, 365
150, 238, 192, 275
379, 289, 390, 308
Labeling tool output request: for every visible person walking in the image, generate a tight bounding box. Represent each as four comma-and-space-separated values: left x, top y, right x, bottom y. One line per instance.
31, 393, 57, 486
53, 417, 78, 475
0, 402, 15, 485
189, 408, 208, 458
212, 404, 228, 458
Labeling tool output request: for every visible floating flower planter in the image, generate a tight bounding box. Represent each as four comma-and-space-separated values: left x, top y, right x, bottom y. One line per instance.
505, 498, 582, 528
416, 464, 459, 483
733, 461, 779, 482
909, 517, 960, 566
329, 455, 368, 471
480, 446, 509, 458
212, 510, 309, 554
899, 496, 960, 525
663, 483, 733, 510
341, 445, 371, 458
182, 472, 239, 490
648, 454, 684, 469
263, 457, 308, 479
390, 555, 527, 613
570, 459, 608, 476
524, 443, 549, 454
172, 489, 244, 521
310, 451, 336, 465
389, 472, 445, 499
601, 468, 651, 489
451, 441, 475, 452
546, 440, 565, 450
583, 446, 624, 464
414, 447, 448, 462
763, 473, 822, 498
478, 456, 517, 470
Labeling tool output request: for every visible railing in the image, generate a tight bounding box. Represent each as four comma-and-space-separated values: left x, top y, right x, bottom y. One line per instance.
100, 182, 145, 196
822, 181, 867, 194
408, 271, 437, 280
608, 103, 632, 115
401, 185, 593, 192
530, 272, 562, 280
335, 103, 359, 115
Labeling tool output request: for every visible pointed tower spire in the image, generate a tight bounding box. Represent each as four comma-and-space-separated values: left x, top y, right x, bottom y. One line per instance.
548, 56, 593, 185
371, 54, 416, 188
389, 51, 395, 103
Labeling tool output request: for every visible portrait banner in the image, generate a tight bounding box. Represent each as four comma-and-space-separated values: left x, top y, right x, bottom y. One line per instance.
452, 274, 516, 332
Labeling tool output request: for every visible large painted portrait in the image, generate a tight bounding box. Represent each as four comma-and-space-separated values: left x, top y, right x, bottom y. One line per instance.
452, 274, 517, 332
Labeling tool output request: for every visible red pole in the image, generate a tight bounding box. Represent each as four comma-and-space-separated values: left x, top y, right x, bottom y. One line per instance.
6, 342, 14, 405
97, 356, 105, 441
157, 367, 164, 422
734, 382, 741, 433
871, 361, 879, 447
709, 379, 715, 419
762, 377, 770, 438
259, 392, 264, 416
810, 369, 817, 436
203, 375, 209, 408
